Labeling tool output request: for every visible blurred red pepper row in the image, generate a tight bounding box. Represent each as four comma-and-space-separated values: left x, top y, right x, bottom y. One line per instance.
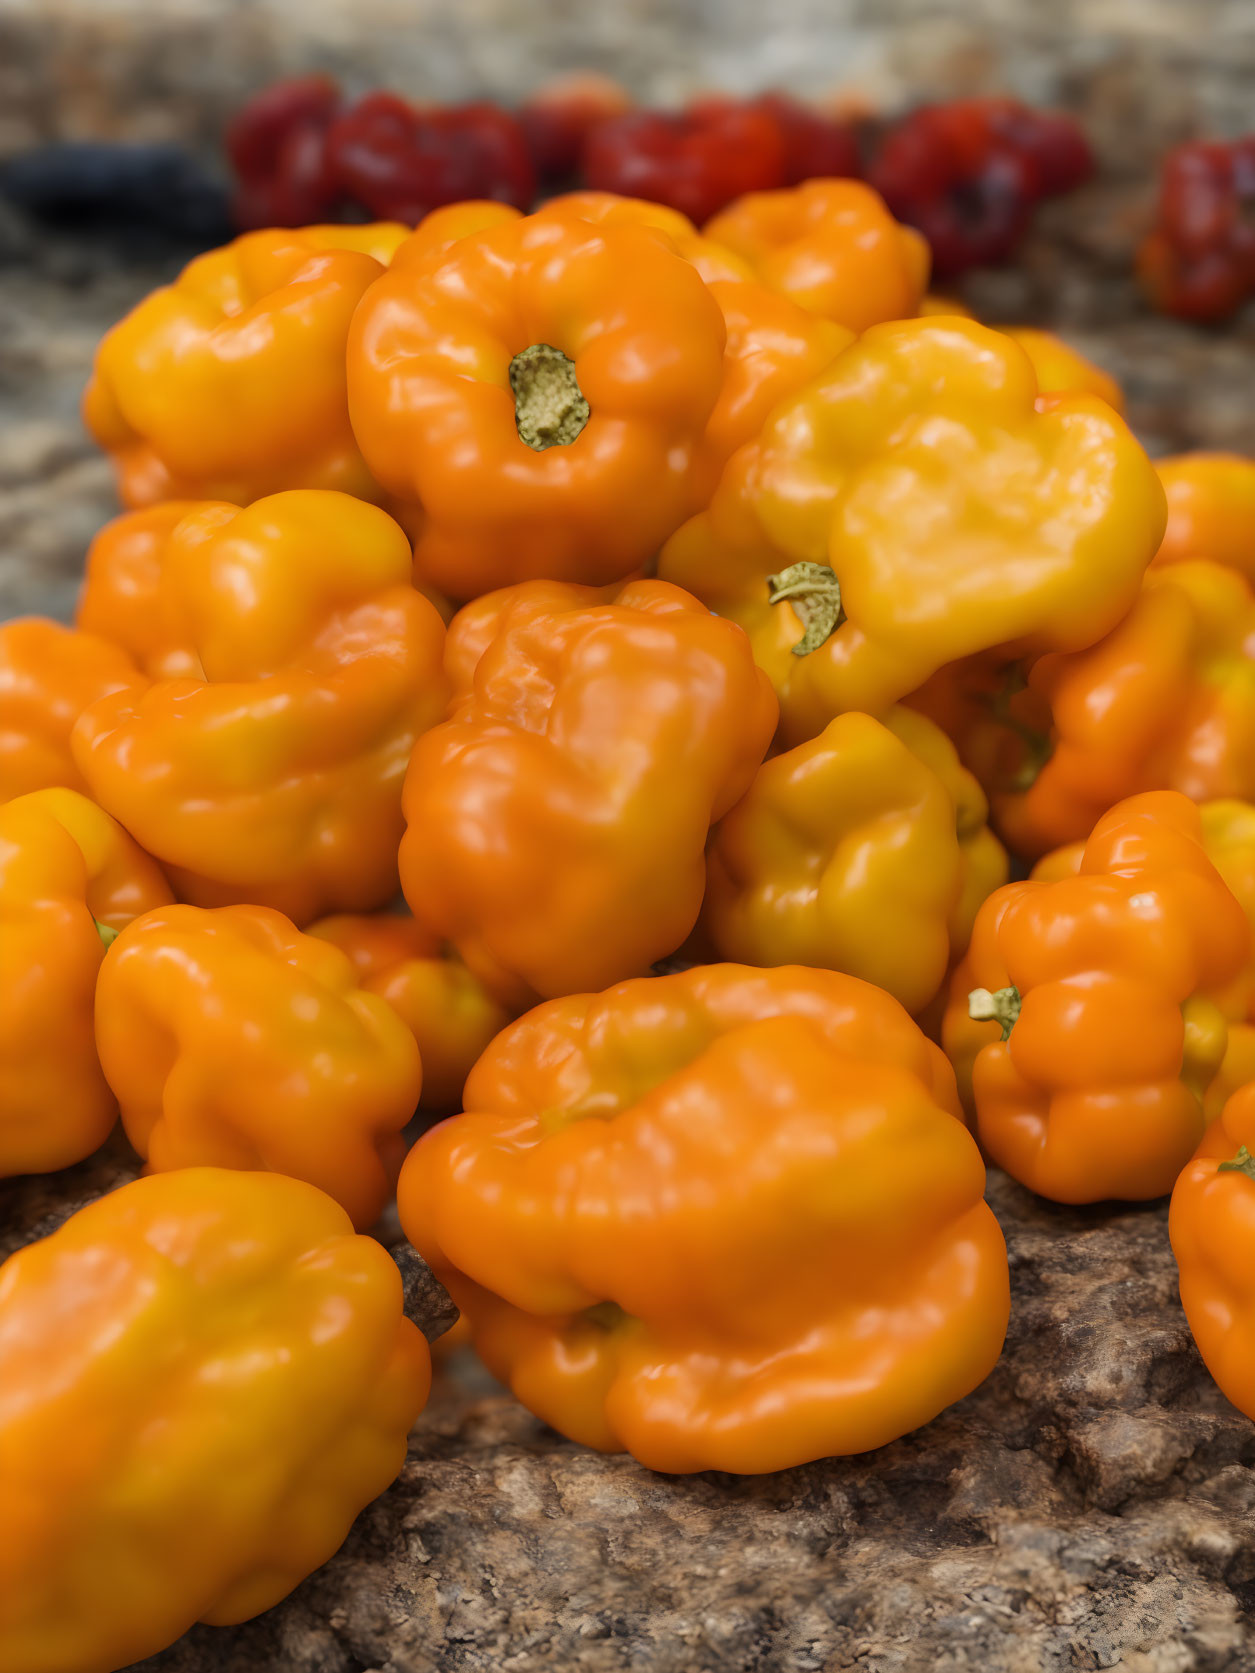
227, 72, 1092, 275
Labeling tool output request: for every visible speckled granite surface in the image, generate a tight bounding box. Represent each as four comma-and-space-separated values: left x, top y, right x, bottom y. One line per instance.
3, 4, 1255, 1663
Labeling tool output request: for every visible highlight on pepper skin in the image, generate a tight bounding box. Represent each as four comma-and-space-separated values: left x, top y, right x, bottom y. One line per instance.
0, 1168, 431, 1673
399, 962, 1009, 1475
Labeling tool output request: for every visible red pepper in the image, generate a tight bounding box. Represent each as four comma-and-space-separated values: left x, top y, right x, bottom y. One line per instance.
1137, 138, 1255, 322
517, 72, 633, 186
226, 74, 342, 229
869, 98, 1092, 277
324, 93, 535, 223
688, 93, 861, 186
584, 104, 787, 226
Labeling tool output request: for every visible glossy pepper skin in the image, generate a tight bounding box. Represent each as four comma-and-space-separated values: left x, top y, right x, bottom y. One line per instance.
82, 225, 407, 510
956, 560, 1255, 858
702, 711, 965, 1014
72, 492, 448, 925
96, 904, 421, 1229
0, 618, 140, 802
0, 789, 172, 1178
704, 179, 931, 333
308, 913, 514, 1111
400, 579, 777, 1008
583, 104, 787, 225
347, 210, 729, 602
659, 317, 1165, 742
1170, 1086, 1255, 1422
399, 963, 1006, 1474
0, 1168, 430, 1673
1153, 453, 1255, 580
77, 502, 201, 679
944, 792, 1249, 1203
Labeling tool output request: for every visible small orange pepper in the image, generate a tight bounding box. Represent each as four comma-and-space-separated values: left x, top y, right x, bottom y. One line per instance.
0, 789, 172, 1178
308, 913, 514, 1110
1153, 452, 1255, 580
398, 962, 1007, 1474
76, 503, 202, 679
96, 903, 422, 1229
945, 791, 1248, 1202
0, 618, 141, 803
72, 491, 448, 924
704, 179, 931, 332
83, 225, 405, 510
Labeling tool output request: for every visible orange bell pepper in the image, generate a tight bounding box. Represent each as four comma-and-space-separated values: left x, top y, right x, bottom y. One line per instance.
347, 209, 730, 601
659, 317, 1165, 742
398, 962, 1007, 1474
77, 502, 201, 679
72, 491, 448, 924
0, 789, 172, 1178
82, 225, 405, 511
942, 560, 1255, 858
703, 179, 931, 332
400, 578, 777, 1008
0, 618, 140, 803
702, 708, 1003, 1014
308, 912, 514, 1110
944, 792, 1249, 1202
1169, 1084, 1255, 1423
0, 1168, 430, 1673
1153, 452, 1255, 578
96, 903, 422, 1229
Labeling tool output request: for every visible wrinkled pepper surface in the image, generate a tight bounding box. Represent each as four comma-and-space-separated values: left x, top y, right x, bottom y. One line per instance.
399, 963, 1007, 1474
96, 904, 422, 1229
400, 578, 777, 1008
1153, 452, 1255, 579
0, 789, 172, 1178
945, 792, 1249, 1202
0, 618, 141, 802
940, 559, 1255, 857
308, 912, 514, 1110
83, 225, 406, 510
72, 491, 448, 924
702, 708, 1003, 1014
347, 210, 731, 600
703, 179, 931, 332
0, 1168, 430, 1673
659, 317, 1165, 742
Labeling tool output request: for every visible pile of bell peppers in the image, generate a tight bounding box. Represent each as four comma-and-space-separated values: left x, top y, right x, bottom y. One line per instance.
4, 173, 1255, 1673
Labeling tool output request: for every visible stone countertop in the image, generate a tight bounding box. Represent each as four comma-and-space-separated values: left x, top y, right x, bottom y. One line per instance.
2, 205, 1255, 1669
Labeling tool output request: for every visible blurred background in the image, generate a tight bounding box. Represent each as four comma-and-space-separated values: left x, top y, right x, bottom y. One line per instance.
2, 0, 1254, 619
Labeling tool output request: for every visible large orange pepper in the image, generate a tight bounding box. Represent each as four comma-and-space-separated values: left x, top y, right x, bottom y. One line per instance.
96, 904, 422, 1229
308, 912, 514, 1110
703, 178, 931, 332
0, 618, 141, 802
944, 560, 1255, 858
702, 709, 996, 1014
0, 1168, 430, 1673
82, 225, 406, 510
1153, 452, 1255, 578
944, 792, 1249, 1202
72, 491, 448, 924
400, 578, 777, 1008
398, 963, 1007, 1474
659, 318, 1165, 742
347, 210, 730, 601
0, 789, 172, 1178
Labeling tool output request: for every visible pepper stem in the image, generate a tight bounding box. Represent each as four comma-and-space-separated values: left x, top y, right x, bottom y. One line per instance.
95, 921, 119, 950
968, 984, 1021, 1041
1218, 1145, 1255, 1182
766, 562, 845, 656
509, 343, 590, 451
